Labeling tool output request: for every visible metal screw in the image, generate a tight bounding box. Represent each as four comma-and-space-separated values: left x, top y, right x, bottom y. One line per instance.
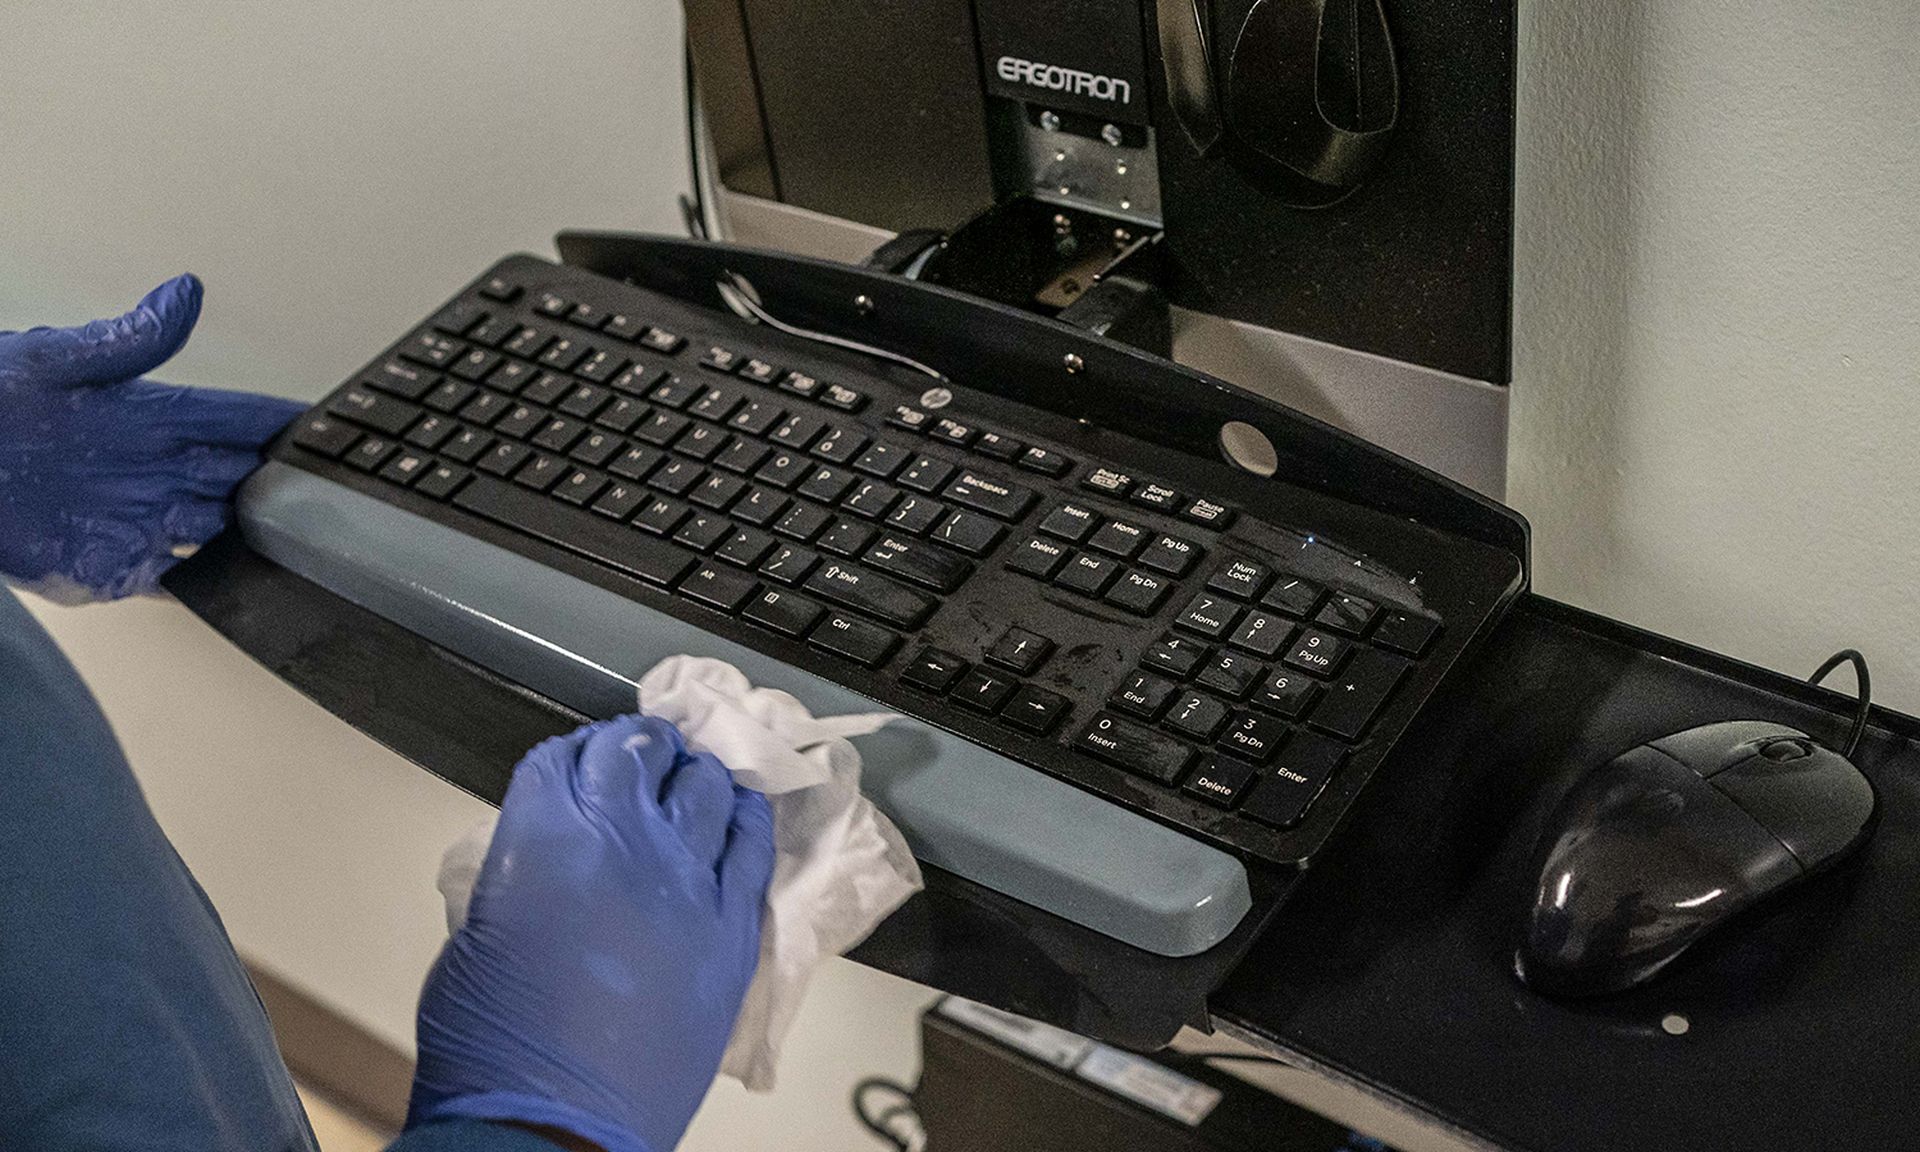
1113, 228, 1133, 245
1115, 162, 1129, 176
1661, 1014, 1690, 1036
1101, 123, 1123, 146
1058, 185, 1071, 196
1054, 150, 1069, 163
1063, 353, 1084, 374
853, 294, 874, 316
1039, 110, 1061, 133
1119, 199, 1132, 211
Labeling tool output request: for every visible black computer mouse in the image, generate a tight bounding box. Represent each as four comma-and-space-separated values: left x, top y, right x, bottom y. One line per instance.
1515, 720, 1876, 998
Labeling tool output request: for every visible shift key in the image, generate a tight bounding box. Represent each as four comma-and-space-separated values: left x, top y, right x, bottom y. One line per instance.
803, 560, 936, 628
1073, 712, 1195, 785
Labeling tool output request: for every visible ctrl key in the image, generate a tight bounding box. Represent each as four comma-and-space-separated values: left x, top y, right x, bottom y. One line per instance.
807, 611, 900, 668
290, 413, 361, 458
1073, 713, 1194, 785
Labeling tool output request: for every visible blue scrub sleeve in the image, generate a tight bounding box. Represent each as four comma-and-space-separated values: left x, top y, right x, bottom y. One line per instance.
386, 1119, 573, 1151
0, 586, 319, 1152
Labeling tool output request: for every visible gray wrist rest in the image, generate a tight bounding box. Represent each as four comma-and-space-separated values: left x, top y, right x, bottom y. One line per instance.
238, 462, 1252, 957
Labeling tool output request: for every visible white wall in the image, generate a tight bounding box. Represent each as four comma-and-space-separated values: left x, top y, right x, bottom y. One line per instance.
3, 0, 1917, 1146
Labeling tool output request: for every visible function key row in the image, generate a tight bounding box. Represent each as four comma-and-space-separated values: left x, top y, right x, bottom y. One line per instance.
887, 404, 1074, 478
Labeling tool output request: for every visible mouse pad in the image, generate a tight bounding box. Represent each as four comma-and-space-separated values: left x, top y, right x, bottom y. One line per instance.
1212, 595, 1920, 1152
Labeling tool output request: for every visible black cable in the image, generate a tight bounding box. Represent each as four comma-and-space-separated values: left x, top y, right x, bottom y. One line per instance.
679, 39, 709, 241
852, 1076, 917, 1151
1808, 648, 1872, 759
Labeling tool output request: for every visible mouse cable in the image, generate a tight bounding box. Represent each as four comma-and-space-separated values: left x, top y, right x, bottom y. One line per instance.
852, 1076, 920, 1151
1808, 648, 1871, 759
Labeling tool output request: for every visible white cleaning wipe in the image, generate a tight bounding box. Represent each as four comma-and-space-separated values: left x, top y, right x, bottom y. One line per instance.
436, 654, 923, 1091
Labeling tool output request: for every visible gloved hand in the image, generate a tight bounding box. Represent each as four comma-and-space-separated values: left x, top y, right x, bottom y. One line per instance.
0, 275, 304, 602
407, 715, 777, 1152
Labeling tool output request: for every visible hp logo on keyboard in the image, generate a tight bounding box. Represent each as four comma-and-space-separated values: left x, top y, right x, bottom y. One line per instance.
920, 387, 953, 410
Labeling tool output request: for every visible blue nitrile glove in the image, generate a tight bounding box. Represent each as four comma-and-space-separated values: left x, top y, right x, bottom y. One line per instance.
407, 714, 778, 1152
0, 275, 304, 601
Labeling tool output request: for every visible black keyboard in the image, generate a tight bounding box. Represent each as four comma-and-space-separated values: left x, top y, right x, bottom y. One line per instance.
273, 252, 1524, 869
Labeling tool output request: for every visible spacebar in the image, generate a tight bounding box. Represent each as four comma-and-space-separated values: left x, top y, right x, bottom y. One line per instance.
453, 477, 695, 588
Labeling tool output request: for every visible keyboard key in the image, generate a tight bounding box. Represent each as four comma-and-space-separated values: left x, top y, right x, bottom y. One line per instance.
985, 627, 1054, 674
487, 360, 537, 394
756, 450, 812, 489
804, 561, 936, 627
633, 497, 690, 536
1373, 608, 1441, 655
1007, 536, 1069, 579
538, 337, 590, 372
648, 458, 703, 496
690, 472, 748, 511
700, 345, 743, 372
566, 302, 608, 330
634, 411, 690, 447
898, 455, 954, 494
329, 386, 422, 436
1087, 518, 1149, 558
458, 390, 511, 427
477, 441, 531, 477
1002, 685, 1069, 735
608, 445, 664, 482
1017, 446, 1072, 476
716, 527, 777, 568
1055, 552, 1119, 596
852, 442, 909, 478
368, 359, 440, 400
1262, 574, 1324, 618
1131, 481, 1181, 512
739, 358, 784, 385
799, 465, 856, 504
450, 348, 502, 382
1139, 534, 1202, 577
1196, 651, 1263, 699
681, 564, 759, 613
931, 417, 978, 447
773, 502, 831, 542
901, 647, 970, 694
819, 382, 865, 411
740, 587, 823, 637
1184, 756, 1258, 807
503, 326, 554, 360
590, 481, 649, 521
559, 384, 612, 419
1174, 592, 1241, 639
1228, 610, 1293, 657
931, 511, 1005, 556
520, 372, 574, 406
691, 386, 744, 422
770, 413, 826, 450
575, 349, 629, 385
865, 534, 972, 593
547, 468, 603, 507
414, 463, 471, 500
639, 327, 685, 354
1315, 591, 1380, 636
808, 612, 899, 667
513, 453, 568, 492
842, 480, 901, 519
952, 669, 1018, 714
729, 400, 784, 436
1308, 648, 1411, 740
943, 471, 1036, 520
532, 417, 586, 453
603, 313, 646, 342
1164, 691, 1230, 741
817, 519, 876, 557
1038, 503, 1100, 543
1145, 634, 1207, 678
1073, 714, 1193, 785
401, 331, 463, 368
452, 477, 695, 589
1207, 559, 1271, 600
478, 276, 521, 302
1251, 670, 1317, 717
1110, 671, 1179, 720
884, 495, 946, 535
759, 544, 820, 585
674, 423, 730, 461
533, 291, 570, 318
379, 450, 432, 486
441, 428, 493, 464
973, 431, 1023, 461
1283, 629, 1349, 678
714, 437, 771, 475
1219, 711, 1286, 761
569, 430, 622, 468
468, 321, 519, 352
611, 364, 667, 397
423, 379, 478, 414
778, 370, 822, 399
887, 406, 934, 433
673, 512, 732, 552
1241, 734, 1346, 828
1180, 497, 1235, 529
1082, 467, 1134, 497
1105, 569, 1173, 615
648, 376, 702, 409
346, 436, 398, 471
493, 403, 546, 440
733, 487, 790, 527
290, 414, 361, 458
811, 427, 868, 464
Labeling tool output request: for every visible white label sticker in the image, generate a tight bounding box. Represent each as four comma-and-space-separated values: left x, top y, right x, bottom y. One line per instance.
936, 998, 1094, 1071
1074, 1045, 1223, 1127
